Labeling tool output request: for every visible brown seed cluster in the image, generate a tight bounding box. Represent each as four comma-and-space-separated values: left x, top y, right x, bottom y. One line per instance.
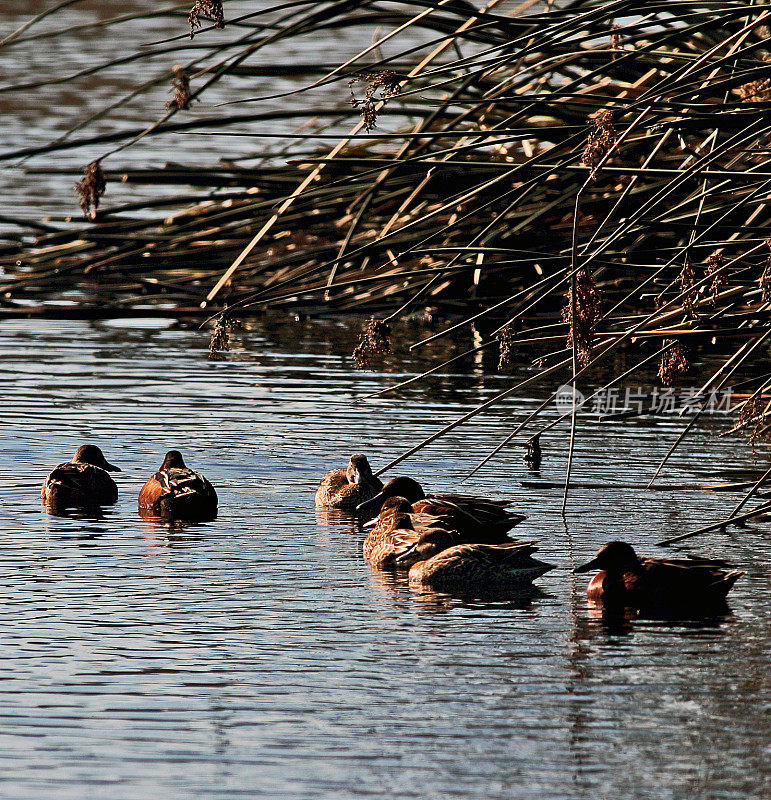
581, 109, 616, 177
353, 319, 391, 368
189, 0, 225, 38
738, 78, 771, 102
348, 71, 403, 132
737, 393, 765, 442
496, 323, 517, 370
167, 67, 192, 111
75, 161, 106, 219
676, 256, 698, 316
208, 312, 243, 358
657, 340, 690, 386
705, 251, 727, 303
561, 268, 603, 367
610, 24, 622, 60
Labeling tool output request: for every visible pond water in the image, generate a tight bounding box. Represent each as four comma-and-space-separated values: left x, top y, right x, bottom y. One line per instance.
0, 0, 468, 235
1, 316, 768, 799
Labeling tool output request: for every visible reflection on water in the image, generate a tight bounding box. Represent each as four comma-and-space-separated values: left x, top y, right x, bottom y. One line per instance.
583, 599, 733, 639
0, 316, 769, 800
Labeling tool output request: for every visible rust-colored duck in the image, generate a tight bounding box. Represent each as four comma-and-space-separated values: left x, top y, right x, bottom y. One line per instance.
138, 450, 217, 522
396, 529, 555, 593
356, 475, 525, 531
315, 453, 382, 511
41, 445, 120, 509
575, 541, 745, 609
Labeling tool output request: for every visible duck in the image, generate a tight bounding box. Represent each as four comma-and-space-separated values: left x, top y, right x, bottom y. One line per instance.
356, 475, 525, 531
363, 494, 521, 543
363, 497, 463, 569
41, 444, 120, 509
574, 541, 745, 609
396, 529, 555, 593
138, 450, 218, 521
315, 453, 382, 510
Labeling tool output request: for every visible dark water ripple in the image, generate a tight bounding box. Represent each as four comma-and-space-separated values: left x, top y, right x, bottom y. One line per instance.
0, 317, 768, 799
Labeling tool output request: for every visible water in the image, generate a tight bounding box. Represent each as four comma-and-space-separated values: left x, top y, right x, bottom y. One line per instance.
2, 3, 769, 796
1, 317, 768, 799
0, 0, 449, 236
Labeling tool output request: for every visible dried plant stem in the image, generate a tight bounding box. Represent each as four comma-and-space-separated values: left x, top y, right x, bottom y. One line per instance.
657, 500, 771, 547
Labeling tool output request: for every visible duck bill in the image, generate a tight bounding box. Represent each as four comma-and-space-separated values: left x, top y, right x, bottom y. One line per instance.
104, 461, 121, 472
574, 556, 600, 574
356, 492, 385, 517
393, 543, 418, 564
362, 516, 379, 529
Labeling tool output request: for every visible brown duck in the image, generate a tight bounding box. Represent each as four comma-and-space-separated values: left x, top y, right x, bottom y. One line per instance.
138, 450, 218, 522
575, 541, 745, 608
356, 475, 525, 531
363, 497, 462, 569
41, 445, 120, 509
315, 453, 382, 511
363, 494, 520, 544
397, 529, 555, 593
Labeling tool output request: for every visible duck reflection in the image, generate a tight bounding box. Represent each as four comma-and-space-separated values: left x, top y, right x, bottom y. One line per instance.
314, 507, 360, 529
580, 596, 733, 639
367, 560, 549, 612
140, 517, 210, 550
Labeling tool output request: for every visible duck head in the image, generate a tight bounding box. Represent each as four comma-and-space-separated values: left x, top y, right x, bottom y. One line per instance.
356, 476, 425, 517
575, 541, 640, 574
347, 453, 375, 485
160, 450, 187, 470
362, 496, 414, 529
72, 444, 120, 472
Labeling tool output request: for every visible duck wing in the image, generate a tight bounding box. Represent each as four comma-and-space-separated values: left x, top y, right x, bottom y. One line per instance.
154, 467, 218, 518
42, 462, 117, 506
161, 467, 215, 496
645, 555, 736, 569
415, 541, 554, 589
424, 494, 526, 530
365, 525, 424, 568
640, 557, 745, 601
315, 469, 349, 506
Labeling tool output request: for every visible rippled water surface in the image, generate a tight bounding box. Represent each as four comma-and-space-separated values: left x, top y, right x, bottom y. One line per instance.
1, 317, 769, 799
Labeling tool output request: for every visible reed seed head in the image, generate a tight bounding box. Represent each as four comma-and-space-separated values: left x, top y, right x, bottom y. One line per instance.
760, 259, 771, 302
610, 24, 622, 60
353, 318, 391, 369
189, 0, 224, 38
738, 78, 771, 102
167, 66, 192, 111
562, 268, 603, 367
737, 393, 764, 443
759, 241, 771, 302
496, 323, 517, 370
75, 161, 106, 219
348, 71, 403, 132
208, 311, 243, 358
677, 256, 698, 316
657, 340, 690, 386
705, 251, 727, 304
581, 109, 616, 178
